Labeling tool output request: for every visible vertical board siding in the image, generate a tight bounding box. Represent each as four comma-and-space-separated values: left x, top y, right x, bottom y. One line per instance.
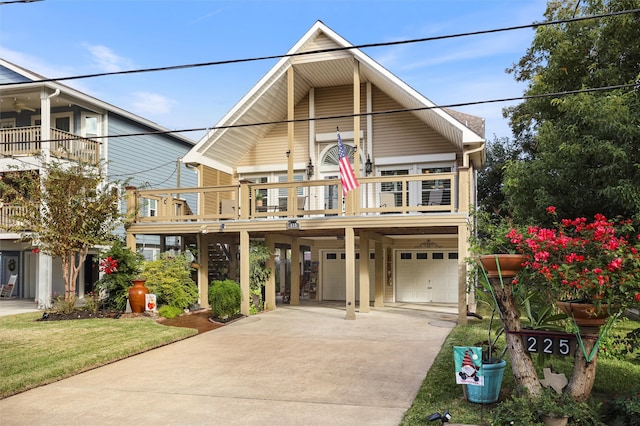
202, 167, 233, 217
371, 86, 453, 158
314, 85, 366, 135
237, 94, 311, 167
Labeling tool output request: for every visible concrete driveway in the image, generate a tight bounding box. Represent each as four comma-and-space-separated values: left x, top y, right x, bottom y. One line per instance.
0, 302, 457, 425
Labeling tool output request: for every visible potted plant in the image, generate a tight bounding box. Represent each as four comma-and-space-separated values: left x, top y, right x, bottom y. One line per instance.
508, 206, 640, 320
469, 209, 527, 279
255, 190, 264, 207
465, 278, 508, 404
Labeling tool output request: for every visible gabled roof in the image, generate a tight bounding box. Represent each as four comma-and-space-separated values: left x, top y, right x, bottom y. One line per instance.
0, 59, 195, 147
183, 21, 485, 173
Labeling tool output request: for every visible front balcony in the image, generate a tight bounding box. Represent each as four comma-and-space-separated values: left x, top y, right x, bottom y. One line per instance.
126, 171, 467, 225
0, 126, 100, 164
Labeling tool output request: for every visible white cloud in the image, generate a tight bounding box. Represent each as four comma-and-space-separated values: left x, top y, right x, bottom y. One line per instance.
82, 43, 134, 73
130, 92, 173, 116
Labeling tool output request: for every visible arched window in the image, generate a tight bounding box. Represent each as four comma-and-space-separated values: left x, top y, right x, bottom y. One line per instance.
321, 144, 358, 167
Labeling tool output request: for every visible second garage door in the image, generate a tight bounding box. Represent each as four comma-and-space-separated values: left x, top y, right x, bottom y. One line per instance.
395, 250, 458, 303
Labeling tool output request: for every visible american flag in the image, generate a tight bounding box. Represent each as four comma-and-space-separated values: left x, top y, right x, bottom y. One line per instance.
337, 131, 359, 195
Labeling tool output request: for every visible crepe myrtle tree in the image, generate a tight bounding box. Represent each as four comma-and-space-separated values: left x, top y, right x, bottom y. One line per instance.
1, 157, 123, 300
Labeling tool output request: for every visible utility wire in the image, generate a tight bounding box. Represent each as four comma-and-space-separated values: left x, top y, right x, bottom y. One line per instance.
10, 81, 637, 144
1, 8, 638, 86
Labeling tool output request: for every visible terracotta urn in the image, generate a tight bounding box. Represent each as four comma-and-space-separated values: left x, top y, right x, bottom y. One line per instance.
128, 279, 149, 314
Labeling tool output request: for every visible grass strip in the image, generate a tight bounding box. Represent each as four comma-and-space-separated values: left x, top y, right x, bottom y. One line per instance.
401, 317, 640, 426
0, 312, 196, 398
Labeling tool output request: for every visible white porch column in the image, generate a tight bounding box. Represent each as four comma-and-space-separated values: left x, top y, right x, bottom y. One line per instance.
345, 226, 356, 320
358, 232, 370, 313
35, 253, 52, 309
240, 230, 250, 316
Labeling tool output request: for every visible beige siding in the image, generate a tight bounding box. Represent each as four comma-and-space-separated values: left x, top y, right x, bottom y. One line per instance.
238, 94, 311, 167
295, 33, 351, 63
201, 166, 233, 216
314, 85, 366, 136
372, 86, 454, 158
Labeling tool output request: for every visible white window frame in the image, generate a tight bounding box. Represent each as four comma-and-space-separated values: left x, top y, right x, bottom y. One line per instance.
0, 118, 16, 128
32, 112, 74, 133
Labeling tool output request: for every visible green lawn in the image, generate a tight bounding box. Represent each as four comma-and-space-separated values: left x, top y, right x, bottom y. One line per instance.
0, 312, 196, 398
400, 316, 640, 425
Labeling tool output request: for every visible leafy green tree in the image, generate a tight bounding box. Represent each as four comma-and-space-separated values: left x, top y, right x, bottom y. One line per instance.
493, 0, 640, 404
503, 0, 640, 224
477, 135, 523, 216
1, 158, 122, 299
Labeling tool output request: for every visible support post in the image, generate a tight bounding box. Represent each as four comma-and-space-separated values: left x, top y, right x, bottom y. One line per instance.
240, 230, 250, 316
197, 232, 209, 309
358, 232, 370, 312
345, 226, 356, 320
374, 240, 384, 307
290, 238, 300, 305
265, 235, 276, 310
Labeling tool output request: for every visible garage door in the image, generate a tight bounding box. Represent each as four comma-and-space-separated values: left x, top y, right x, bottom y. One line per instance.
321, 251, 375, 301
395, 250, 458, 303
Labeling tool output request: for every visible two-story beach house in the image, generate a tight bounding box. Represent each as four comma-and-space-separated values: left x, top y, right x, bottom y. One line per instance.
124, 21, 486, 323
0, 59, 197, 307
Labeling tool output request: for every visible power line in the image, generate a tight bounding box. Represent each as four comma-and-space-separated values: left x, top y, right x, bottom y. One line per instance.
8, 81, 636, 145
1, 8, 639, 86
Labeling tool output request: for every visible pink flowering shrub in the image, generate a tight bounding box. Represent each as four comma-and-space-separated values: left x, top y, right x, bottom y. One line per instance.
509, 207, 640, 313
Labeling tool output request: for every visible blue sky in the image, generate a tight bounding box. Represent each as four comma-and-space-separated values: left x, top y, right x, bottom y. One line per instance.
0, 0, 548, 142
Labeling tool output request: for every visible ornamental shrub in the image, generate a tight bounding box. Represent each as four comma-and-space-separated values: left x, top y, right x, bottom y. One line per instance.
95, 239, 144, 311
208, 279, 241, 320
157, 305, 183, 319
140, 253, 199, 310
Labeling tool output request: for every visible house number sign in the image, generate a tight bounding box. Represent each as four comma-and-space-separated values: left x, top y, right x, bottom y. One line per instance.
509, 330, 577, 357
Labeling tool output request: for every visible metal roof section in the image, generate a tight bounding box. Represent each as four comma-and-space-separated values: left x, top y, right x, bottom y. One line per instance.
183, 20, 485, 172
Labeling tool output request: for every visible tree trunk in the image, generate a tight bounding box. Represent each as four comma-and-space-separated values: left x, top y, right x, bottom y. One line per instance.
567, 335, 598, 401
490, 277, 542, 397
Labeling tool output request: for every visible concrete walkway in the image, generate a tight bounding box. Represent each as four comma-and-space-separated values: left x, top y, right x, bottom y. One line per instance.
0, 301, 461, 425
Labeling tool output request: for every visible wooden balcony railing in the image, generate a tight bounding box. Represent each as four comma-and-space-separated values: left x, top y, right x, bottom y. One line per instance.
0, 204, 29, 231
128, 172, 464, 224
0, 126, 100, 163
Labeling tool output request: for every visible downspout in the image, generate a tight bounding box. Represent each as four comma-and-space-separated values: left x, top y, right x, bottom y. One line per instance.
462, 143, 485, 168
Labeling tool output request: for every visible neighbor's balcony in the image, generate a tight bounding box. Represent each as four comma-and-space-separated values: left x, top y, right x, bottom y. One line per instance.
0, 204, 29, 232
127, 171, 468, 224
0, 126, 100, 163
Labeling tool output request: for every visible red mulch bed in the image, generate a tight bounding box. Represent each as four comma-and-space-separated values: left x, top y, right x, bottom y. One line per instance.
158, 310, 226, 334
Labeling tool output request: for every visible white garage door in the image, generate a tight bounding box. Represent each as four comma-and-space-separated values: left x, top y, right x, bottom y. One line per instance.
321, 251, 375, 301
395, 250, 458, 303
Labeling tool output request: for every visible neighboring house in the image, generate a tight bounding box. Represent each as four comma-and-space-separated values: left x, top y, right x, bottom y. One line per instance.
0, 59, 197, 307
125, 21, 486, 323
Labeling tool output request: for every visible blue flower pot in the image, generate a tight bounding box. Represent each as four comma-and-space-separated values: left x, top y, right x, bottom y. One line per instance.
465, 359, 506, 404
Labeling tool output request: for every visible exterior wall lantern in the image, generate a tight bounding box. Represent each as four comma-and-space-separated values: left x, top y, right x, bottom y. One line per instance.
306, 158, 314, 179
365, 155, 373, 175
